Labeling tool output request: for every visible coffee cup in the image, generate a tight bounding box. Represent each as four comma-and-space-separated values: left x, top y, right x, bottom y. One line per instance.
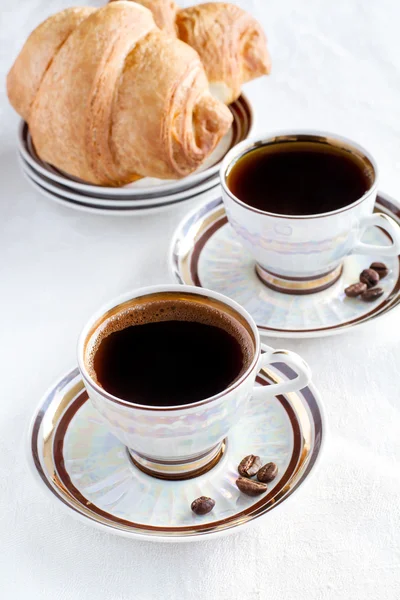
220, 131, 400, 294
77, 284, 311, 480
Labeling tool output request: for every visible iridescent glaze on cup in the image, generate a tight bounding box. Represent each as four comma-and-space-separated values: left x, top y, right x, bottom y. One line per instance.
77, 285, 311, 479
220, 131, 400, 294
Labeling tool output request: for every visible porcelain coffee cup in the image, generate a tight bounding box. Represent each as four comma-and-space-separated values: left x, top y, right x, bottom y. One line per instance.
220, 131, 400, 294
77, 284, 311, 480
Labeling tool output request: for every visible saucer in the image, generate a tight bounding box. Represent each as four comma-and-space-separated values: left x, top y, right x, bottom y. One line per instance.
28, 365, 324, 542
19, 155, 220, 208
170, 193, 400, 338
20, 164, 222, 216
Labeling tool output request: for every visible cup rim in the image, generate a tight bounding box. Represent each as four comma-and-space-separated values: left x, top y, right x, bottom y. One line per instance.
77, 284, 261, 412
220, 129, 379, 220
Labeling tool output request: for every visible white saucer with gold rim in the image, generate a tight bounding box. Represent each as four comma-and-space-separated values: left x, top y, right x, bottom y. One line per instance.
27, 365, 324, 542
170, 193, 400, 338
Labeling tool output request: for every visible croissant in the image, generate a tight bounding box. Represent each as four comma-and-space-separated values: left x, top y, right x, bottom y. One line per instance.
116, 1, 271, 105
110, 0, 178, 35
7, 2, 232, 186
177, 3, 271, 104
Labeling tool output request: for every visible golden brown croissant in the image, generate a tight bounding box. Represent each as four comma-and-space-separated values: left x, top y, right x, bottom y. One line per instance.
7, 7, 96, 123
114, 1, 271, 104
7, 2, 232, 186
176, 3, 271, 104
110, 0, 178, 35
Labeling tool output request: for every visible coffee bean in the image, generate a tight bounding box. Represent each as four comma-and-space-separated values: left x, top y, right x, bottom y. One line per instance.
236, 477, 268, 496
238, 454, 262, 478
344, 282, 367, 297
361, 287, 384, 302
257, 462, 278, 483
360, 268, 379, 288
191, 496, 215, 515
370, 262, 389, 279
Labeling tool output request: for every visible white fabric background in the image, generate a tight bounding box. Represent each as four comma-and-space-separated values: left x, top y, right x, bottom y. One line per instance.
1, 1, 400, 598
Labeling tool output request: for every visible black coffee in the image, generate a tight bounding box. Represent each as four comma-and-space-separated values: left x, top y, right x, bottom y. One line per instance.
226, 141, 373, 216
87, 296, 254, 407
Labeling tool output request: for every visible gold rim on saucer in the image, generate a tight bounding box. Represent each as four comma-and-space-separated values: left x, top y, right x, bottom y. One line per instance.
28, 366, 323, 541
170, 192, 400, 338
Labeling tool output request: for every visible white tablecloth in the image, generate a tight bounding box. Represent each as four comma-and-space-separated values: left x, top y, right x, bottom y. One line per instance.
1, 1, 400, 598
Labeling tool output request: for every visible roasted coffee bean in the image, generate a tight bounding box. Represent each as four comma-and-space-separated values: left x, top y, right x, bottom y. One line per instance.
238, 454, 262, 477
370, 262, 389, 279
359, 268, 379, 288
236, 477, 268, 496
191, 496, 215, 515
344, 282, 367, 297
257, 462, 278, 483
361, 287, 384, 302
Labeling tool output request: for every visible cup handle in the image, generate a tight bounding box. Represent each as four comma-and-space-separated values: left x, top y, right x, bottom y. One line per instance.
351, 213, 400, 257
252, 344, 312, 400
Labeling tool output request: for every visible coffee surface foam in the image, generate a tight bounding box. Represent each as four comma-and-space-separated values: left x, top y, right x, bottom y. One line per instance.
85, 298, 255, 388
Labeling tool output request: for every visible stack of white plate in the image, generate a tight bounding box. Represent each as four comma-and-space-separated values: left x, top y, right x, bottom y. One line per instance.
17, 95, 252, 216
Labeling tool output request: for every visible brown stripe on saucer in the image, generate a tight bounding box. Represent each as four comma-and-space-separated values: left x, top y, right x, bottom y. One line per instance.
186, 195, 400, 333
30, 366, 322, 538
190, 216, 228, 286
50, 377, 302, 534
